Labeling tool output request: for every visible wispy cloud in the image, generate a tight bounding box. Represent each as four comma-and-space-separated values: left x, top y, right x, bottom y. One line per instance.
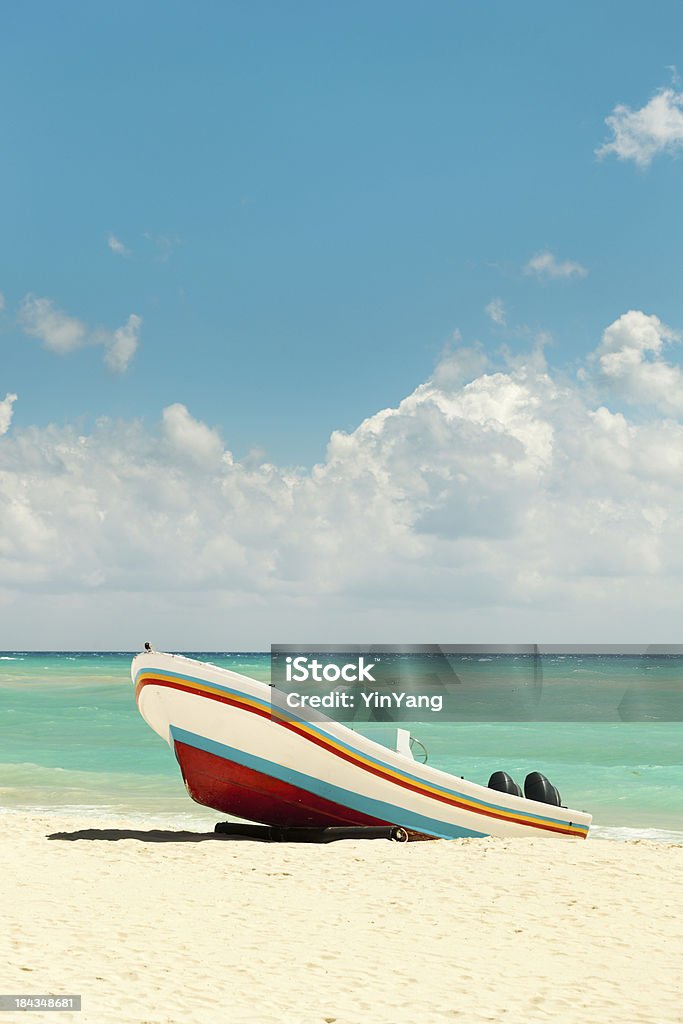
106, 231, 181, 262
485, 298, 506, 326
0, 392, 17, 435
19, 296, 88, 354
0, 292, 5, 311
107, 234, 131, 258
144, 232, 181, 262
19, 295, 141, 373
524, 250, 587, 280
596, 87, 683, 168
103, 314, 143, 373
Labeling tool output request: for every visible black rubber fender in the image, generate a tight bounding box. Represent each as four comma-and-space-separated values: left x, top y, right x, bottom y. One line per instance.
488, 770, 522, 797
524, 771, 561, 806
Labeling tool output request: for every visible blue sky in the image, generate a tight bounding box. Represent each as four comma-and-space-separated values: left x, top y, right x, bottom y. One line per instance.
2, 2, 683, 647
3, 0, 683, 463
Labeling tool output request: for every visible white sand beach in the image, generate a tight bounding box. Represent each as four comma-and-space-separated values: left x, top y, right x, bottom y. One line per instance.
1, 813, 681, 1024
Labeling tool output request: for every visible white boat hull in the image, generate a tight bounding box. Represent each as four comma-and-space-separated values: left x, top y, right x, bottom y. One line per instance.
132, 652, 592, 840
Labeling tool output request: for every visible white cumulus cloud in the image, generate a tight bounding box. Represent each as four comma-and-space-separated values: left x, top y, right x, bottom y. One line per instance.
19, 295, 141, 373
0, 393, 17, 435
596, 87, 683, 168
162, 403, 227, 467
593, 309, 683, 414
2, 315, 683, 646
524, 251, 587, 280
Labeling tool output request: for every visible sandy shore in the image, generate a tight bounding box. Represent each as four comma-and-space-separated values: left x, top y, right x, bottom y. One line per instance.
0, 813, 681, 1024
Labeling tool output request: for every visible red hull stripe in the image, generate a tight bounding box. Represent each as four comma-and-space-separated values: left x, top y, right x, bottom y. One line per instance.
174, 739, 393, 829
136, 670, 589, 839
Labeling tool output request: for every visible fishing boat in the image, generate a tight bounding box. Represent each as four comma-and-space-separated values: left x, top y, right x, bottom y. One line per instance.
132, 649, 592, 841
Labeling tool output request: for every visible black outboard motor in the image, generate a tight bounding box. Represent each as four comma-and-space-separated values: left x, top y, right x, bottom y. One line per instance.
488, 771, 522, 797
524, 771, 561, 806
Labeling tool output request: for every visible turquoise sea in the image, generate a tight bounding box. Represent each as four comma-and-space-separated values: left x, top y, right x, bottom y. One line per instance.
1, 652, 682, 842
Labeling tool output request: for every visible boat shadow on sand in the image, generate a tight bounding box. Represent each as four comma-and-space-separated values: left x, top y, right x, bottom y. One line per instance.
48, 829, 260, 843
47, 823, 411, 844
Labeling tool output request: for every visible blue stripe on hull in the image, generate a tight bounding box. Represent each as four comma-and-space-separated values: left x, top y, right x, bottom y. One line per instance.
170, 725, 487, 840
